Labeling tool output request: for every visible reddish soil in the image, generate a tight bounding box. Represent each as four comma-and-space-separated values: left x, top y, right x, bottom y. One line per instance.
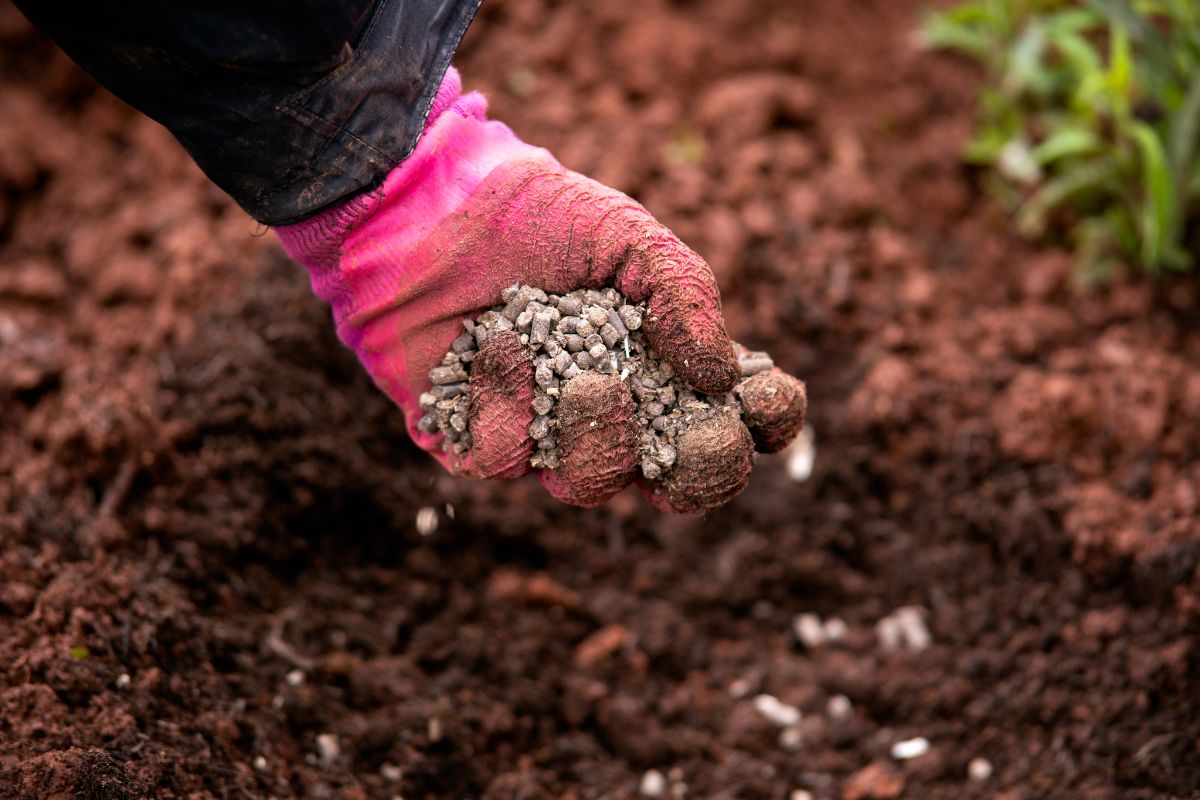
2, 0, 1199, 798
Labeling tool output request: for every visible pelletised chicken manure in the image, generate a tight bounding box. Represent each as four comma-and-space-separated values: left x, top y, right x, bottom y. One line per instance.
418, 285, 804, 500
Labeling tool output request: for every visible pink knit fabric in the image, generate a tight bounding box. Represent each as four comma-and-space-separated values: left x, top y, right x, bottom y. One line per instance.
277, 67, 539, 459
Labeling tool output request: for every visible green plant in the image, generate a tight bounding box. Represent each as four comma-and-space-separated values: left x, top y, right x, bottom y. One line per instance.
921, 0, 1200, 281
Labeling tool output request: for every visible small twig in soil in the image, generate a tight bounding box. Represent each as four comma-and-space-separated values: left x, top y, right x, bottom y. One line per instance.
97, 459, 138, 519
265, 608, 318, 671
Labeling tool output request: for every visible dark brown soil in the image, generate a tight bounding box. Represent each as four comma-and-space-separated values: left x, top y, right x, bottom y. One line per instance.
2, 0, 1199, 798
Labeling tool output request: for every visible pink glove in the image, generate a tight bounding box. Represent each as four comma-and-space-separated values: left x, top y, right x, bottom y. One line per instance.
277, 68, 804, 511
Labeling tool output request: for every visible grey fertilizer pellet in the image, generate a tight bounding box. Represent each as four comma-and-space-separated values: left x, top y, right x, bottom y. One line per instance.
418, 285, 777, 480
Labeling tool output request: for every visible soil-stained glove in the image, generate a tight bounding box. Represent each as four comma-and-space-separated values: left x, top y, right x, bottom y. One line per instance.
277, 68, 805, 511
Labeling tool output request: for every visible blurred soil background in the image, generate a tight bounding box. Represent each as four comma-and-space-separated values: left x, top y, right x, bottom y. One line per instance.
1, 0, 1198, 797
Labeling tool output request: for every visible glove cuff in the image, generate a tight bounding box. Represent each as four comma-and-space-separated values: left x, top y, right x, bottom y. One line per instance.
276, 67, 539, 323
426, 66, 464, 128
274, 66, 470, 273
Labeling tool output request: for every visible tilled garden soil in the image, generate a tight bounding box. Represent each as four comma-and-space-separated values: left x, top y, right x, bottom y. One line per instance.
2, 0, 1199, 798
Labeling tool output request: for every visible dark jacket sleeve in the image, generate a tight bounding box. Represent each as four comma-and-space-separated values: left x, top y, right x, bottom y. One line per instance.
14, 0, 481, 224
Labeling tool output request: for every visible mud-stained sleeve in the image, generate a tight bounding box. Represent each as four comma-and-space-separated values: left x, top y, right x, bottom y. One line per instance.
12, 0, 481, 225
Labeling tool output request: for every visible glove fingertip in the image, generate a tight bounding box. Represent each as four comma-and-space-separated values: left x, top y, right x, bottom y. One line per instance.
663, 409, 755, 513
468, 330, 537, 479
639, 302, 738, 394
619, 242, 739, 396
736, 370, 808, 453
665, 336, 739, 395
543, 371, 640, 506
539, 469, 612, 509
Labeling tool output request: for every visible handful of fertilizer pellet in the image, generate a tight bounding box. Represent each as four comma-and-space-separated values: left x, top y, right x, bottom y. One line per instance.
417, 285, 792, 489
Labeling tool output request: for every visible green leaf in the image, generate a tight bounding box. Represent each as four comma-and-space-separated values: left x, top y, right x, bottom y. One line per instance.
937, 2, 995, 27
69, 646, 90, 661
1045, 28, 1103, 80
965, 128, 1012, 164
1106, 22, 1133, 126
1129, 121, 1176, 269
1045, 8, 1103, 34
1016, 159, 1118, 236
1006, 23, 1052, 96
1108, 202, 1141, 255
929, 0, 1199, 280
1071, 216, 1121, 288
920, 12, 993, 57
985, 0, 1014, 37
1169, 72, 1200, 189
1089, 0, 1174, 75
1032, 126, 1102, 165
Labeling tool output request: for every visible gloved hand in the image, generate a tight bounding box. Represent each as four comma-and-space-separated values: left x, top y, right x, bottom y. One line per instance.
277, 68, 805, 511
